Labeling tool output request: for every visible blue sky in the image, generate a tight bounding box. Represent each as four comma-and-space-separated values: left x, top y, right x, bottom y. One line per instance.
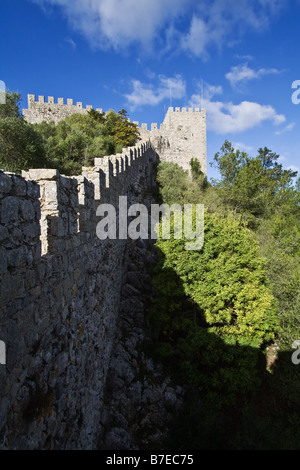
1, 0, 300, 181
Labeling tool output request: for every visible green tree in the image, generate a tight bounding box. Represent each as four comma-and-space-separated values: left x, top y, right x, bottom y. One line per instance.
0, 91, 46, 173
33, 108, 140, 175
0, 90, 22, 119
104, 109, 140, 152
156, 162, 190, 205
150, 210, 279, 398
212, 141, 297, 224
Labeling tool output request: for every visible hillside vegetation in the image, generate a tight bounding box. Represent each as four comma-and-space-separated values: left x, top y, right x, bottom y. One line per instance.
150, 145, 300, 449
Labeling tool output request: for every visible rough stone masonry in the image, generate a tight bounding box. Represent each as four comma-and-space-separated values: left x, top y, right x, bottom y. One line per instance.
0, 99, 207, 449
0, 141, 158, 449
23, 95, 207, 175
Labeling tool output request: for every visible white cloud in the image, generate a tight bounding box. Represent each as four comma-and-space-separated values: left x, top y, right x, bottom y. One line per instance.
235, 54, 254, 61
31, 0, 288, 57
181, 16, 212, 60
275, 122, 295, 135
226, 63, 282, 89
32, 0, 189, 52
181, 0, 287, 58
190, 83, 286, 134
124, 75, 186, 110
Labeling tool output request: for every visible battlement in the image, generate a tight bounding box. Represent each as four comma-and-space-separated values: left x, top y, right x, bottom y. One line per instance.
168, 106, 202, 113
27, 94, 102, 111
0, 136, 158, 449
6, 140, 155, 255
23, 95, 207, 173
134, 107, 206, 131
23, 94, 103, 124
137, 106, 207, 174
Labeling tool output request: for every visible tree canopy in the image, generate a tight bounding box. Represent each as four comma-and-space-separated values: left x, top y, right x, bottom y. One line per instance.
150, 146, 300, 448
0, 91, 47, 173
0, 91, 140, 175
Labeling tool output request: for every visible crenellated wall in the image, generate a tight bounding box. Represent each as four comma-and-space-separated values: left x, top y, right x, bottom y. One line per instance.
23, 96, 207, 174
136, 107, 207, 175
22, 94, 104, 124
0, 141, 158, 449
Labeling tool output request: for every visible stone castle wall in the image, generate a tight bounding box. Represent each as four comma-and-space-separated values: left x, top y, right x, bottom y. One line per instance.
136, 107, 207, 175
1, 95, 208, 449
0, 141, 158, 449
22, 96, 207, 174
22, 94, 104, 125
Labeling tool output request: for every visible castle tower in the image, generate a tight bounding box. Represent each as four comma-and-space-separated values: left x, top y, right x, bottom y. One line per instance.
138, 107, 207, 175
23, 96, 207, 175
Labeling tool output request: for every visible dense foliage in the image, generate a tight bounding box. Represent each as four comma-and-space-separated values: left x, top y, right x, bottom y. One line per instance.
151, 208, 279, 399
0, 91, 140, 175
150, 148, 300, 449
0, 91, 47, 173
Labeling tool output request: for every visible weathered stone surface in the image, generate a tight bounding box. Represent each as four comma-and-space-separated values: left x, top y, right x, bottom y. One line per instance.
1, 196, 19, 223
100, 195, 184, 451
22, 96, 207, 175
20, 200, 35, 221
22, 95, 99, 125
11, 176, 27, 197
0, 141, 161, 450
27, 169, 59, 181
0, 172, 12, 194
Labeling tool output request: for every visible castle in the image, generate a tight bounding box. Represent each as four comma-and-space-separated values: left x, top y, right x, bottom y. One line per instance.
0, 94, 207, 449
22, 94, 104, 124
23, 94, 207, 175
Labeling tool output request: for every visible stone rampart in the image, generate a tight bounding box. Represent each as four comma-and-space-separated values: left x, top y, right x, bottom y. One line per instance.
22, 94, 104, 124
23, 96, 207, 174
0, 141, 158, 449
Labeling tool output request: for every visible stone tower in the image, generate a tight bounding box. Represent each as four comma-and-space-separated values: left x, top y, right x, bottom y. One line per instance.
137, 106, 207, 175
23, 95, 207, 175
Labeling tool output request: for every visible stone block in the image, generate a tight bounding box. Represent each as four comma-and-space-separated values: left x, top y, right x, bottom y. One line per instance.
11, 176, 27, 197
0, 225, 9, 242
27, 169, 59, 181
6, 246, 26, 268
44, 181, 58, 206
1, 196, 19, 224
49, 217, 66, 237
0, 246, 7, 273
0, 172, 12, 194
22, 222, 40, 242
20, 200, 35, 221
26, 180, 40, 199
